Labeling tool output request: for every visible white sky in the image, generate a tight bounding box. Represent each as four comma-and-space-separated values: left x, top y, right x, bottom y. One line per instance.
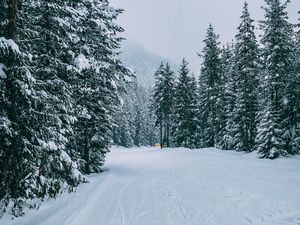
110, 0, 300, 73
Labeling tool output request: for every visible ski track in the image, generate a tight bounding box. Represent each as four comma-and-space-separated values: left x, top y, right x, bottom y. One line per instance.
1, 147, 300, 225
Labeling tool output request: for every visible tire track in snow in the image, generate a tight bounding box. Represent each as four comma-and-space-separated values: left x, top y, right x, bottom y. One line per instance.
60, 173, 112, 225
117, 179, 133, 225
158, 186, 194, 225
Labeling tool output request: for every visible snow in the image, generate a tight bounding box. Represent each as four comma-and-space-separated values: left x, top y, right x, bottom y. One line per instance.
110, 80, 117, 89
48, 141, 58, 151
25, 70, 36, 83
60, 150, 72, 164
0, 37, 20, 53
91, 18, 105, 28
0, 37, 23, 79
38, 140, 59, 151
0, 63, 6, 79
74, 54, 90, 72
2, 147, 300, 225
79, 107, 91, 120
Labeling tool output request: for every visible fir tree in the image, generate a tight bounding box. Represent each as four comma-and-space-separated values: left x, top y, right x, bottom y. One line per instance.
70, 0, 129, 173
113, 81, 158, 147
218, 43, 238, 150
162, 64, 175, 147
198, 24, 222, 148
0, 0, 44, 216
230, 2, 260, 152
152, 63, 175, 148
291, 11, 300, 154
152, 63, 164, 147
257, 0, 295, 158
173, 59, 199, 148
133, 84, 157, 146
21, 0, 84, 195
117, 96, 135, 148
0, 0, 127, 215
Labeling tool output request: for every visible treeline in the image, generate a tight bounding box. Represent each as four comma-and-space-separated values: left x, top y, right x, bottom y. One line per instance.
0, 0, 128, 216
152, 1, 300, 159
113, 80, 158, 147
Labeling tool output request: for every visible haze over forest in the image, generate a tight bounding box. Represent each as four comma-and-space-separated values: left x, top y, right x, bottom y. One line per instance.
111, 0, 300, 72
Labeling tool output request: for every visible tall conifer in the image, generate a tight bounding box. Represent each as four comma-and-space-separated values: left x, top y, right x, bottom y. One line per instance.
257, 0, 295, 158
198, 24, 222, 147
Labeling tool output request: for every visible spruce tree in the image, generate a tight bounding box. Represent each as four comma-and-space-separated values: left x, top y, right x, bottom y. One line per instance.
218, 43, 238, 150
152, 63, 175, 148
162, 64, 175, 147
198, 24, 222, 148
152, 63, 164, 147
21, 0, 84, 194
0, 0, 127, 215
291, 12, 300, 154
117, 96, 135, 148
113, 81, 158, 147
173, 59, 199, 148
257, 0, 295, 158
230, 2, 260, 152
0, 0, 44, 216
133, 84, 156, 146
70, 0, 129, 173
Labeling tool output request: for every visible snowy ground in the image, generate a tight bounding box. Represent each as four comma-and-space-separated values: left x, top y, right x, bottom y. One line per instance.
2, 147, 300, 225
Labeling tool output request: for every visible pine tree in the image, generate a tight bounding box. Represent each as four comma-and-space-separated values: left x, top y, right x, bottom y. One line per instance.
291, 11, 300, 154
117, 96, 135, 148
70, 0, 129, 173
152, 63, 175, 148
21, 0, 84, 195
0, 0, 44, 216
230, 2, 260, 152
143, 86, 159, 146
218, 43, 238, 150
133, 84, 156, 146
257, 0, 295, 158
152, 63, 164, 147
198, 24, 222, 148
162, 64, 175, 147
173, 59, 199, 148
132, 83, 144, 147
113, 81, 158, 148
0, 0, 128, 215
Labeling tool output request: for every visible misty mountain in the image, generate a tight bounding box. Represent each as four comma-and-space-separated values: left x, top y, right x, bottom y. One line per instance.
120, 41, 177, 88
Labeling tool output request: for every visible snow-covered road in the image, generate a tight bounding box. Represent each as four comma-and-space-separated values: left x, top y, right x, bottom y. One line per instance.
2, 147, 300, 225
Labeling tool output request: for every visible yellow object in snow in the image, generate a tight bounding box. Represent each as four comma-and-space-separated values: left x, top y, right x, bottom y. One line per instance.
155, 143, 161, 148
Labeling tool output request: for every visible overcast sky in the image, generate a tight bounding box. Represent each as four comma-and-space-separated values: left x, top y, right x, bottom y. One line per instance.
110, 0, 300, 73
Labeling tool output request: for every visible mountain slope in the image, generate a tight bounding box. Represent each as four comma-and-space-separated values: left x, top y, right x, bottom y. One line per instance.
120, 41, 177, 87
